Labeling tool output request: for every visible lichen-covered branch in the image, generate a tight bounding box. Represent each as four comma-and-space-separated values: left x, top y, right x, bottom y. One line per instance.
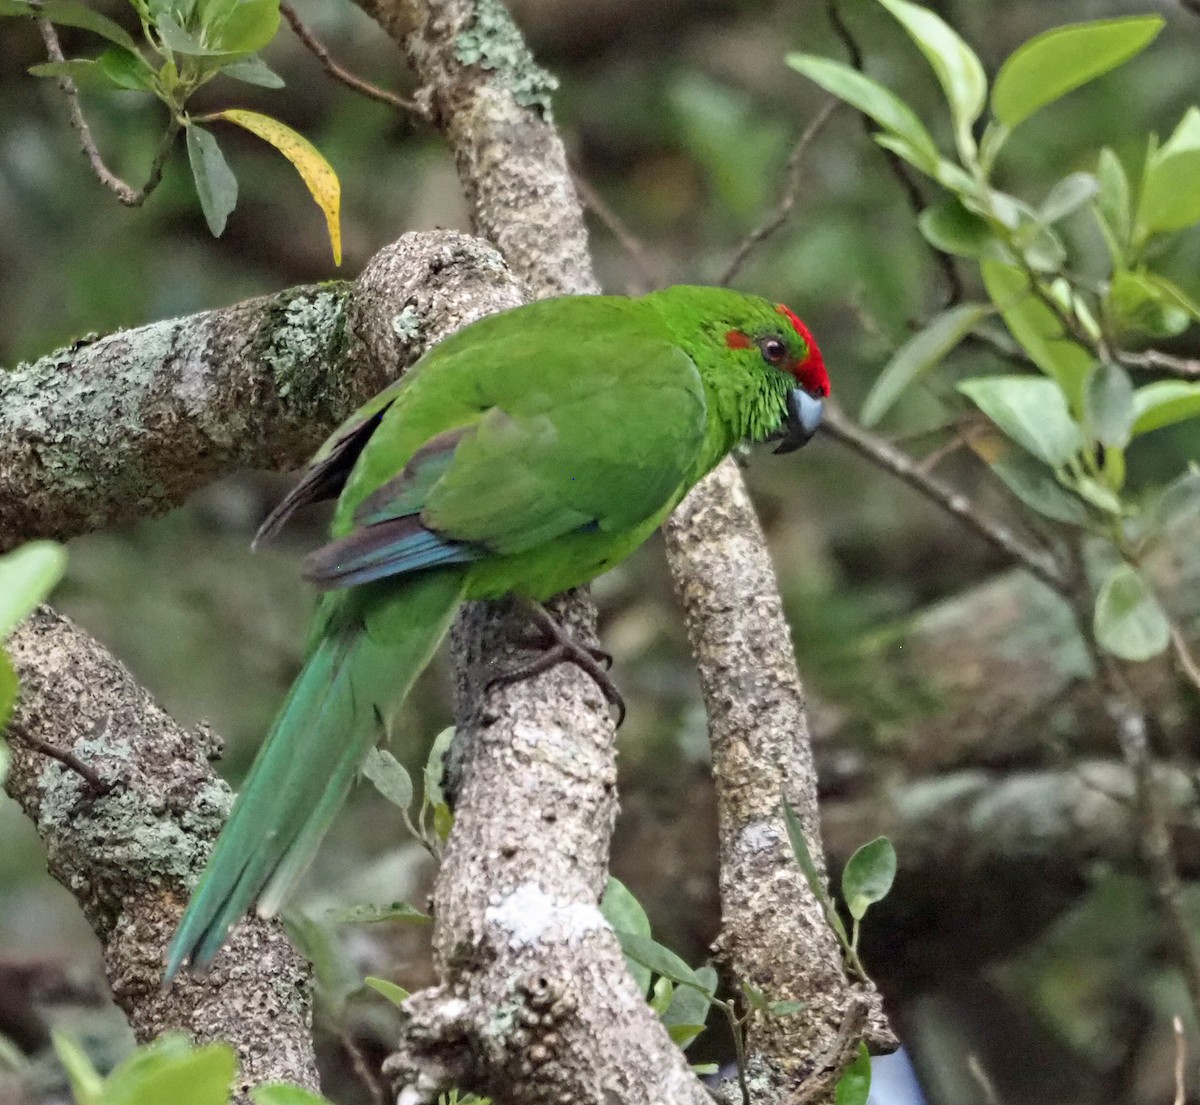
4, 608, 319, 1101
0, 282, 360, 552
352, 0, 598, 299
664, 460, 895, 1097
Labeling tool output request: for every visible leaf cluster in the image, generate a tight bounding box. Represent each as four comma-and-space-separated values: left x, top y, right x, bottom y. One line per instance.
4, 0, 341, 261
791, 1, 1200, 663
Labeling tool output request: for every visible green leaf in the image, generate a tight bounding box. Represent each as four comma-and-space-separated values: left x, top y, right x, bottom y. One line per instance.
834, 1043, 873, 1105
1096, 147, 1132, 254
958, 376, 1083, 467
602, 877, 653, 995
1073, 475, 1122, 515
210, 0, 279, 53
601, 877, 652, 939
860, 302, 990, 426
30, 0, 139, 50
1085, 361, 1135, 448
917, 198, 1003, 260
423, 726, 454, 807
362, 747, 414, 810
0, 652, 16, 733
841, 837, 897, 921
363, 976, 410, 1007
0, 542, 66, 640
741, 980, 769, 1012
980, 260, 1093, 409
990, 451, 1090, 526
667, 1024, 706, 1049
1040, 172, 1099, 224
664, 964, 716, 1037
52, 1032, 104, 1105
252, 1085, 335, 1105
27, 58, 118, 90
991, 16, 1164, 130
1138, 108, 1200, 236
691, 1063, 719, 1077
221, 54, 284, 87
1132, 381, 1200, 437
1094, 563, 1170, 661
786, 54, 939, 173
649, 977, 674, 1016
1108, 270, 1191, 339
616, 933, 713, 996
186, 124, 238, 237
155, 12, 225, 54
324, 901, 430, 924
875, 0, 986, 161
98, 45, 156, 90
105, 1037, 237, 1105
769, 999, 807, 1016
782, 797, 849, 946
433, 802, 453, 841
214, 109, 341, 264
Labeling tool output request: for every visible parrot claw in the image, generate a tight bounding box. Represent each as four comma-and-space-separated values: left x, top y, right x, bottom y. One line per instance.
487, 601, 626, 726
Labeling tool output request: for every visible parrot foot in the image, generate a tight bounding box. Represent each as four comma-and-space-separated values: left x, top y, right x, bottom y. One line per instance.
487, 601, 626, 726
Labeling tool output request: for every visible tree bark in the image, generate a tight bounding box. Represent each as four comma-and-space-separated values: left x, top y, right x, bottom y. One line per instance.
4, 608, 319, 1102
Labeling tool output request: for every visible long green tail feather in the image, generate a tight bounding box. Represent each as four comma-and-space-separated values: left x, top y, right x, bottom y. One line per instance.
166, 569, 465, 979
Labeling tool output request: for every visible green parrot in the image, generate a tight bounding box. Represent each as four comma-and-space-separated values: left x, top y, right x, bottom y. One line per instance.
165, 284, 828, 978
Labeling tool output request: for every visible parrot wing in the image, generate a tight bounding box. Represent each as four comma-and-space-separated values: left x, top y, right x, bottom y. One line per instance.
303, 334, 707, 590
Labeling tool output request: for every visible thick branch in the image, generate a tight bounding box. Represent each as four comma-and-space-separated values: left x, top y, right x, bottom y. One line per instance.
4, 608, 318, 1100
664, 459, 895, 1094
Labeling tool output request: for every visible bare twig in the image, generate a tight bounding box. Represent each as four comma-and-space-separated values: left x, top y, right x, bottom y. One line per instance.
571, 170, 664, 294
719, 99, 839, 287
822, 401, 1068, 591
280, 2, 425, 117
1173, 1015, 1186, 1105
37, 20, 178, 206
1062, 540, 1200, 1027
7, 729, 112, 795
824, 0, 962, 307
1119, 348, 1200, 380
1171, 623, 1200, 694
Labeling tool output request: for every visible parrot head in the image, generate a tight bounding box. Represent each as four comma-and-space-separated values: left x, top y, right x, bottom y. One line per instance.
717, 298, 828, 452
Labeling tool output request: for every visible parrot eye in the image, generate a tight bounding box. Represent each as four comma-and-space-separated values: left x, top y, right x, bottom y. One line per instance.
758, 336, 788, 366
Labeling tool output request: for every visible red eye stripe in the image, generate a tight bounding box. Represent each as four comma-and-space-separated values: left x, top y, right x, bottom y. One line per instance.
776, 304, 830, 397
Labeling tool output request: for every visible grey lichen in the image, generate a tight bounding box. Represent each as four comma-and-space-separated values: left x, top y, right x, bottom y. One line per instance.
454, 0, 559, 115
260, 285, 354, 422
392, 306, 423, 343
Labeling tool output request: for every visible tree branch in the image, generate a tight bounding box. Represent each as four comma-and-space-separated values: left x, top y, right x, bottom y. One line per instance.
37, 19, 178, 206
4, 608, 319, 1102
663, 459, 896, 1085
280, 2, 426, 117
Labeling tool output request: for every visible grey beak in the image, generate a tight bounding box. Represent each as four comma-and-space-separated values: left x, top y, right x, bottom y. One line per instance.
773, 389, 824, 454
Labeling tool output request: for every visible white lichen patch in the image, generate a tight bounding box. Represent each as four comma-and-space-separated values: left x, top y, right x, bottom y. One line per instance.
738, 820, 782, 855
484, 882, 606, 948
391, 306, 422, 342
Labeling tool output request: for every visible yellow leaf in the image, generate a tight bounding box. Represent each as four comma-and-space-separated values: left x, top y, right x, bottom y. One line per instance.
216, 109, 342, 265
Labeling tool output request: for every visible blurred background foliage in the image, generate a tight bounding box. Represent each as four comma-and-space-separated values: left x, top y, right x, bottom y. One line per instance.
2, 0, 1200, 1102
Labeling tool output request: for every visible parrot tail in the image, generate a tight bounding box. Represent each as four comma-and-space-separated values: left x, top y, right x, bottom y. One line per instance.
165, 568, 465, 980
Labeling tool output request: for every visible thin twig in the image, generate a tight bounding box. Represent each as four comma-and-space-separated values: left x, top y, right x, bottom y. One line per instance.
1062, 539, 1200, 1028
821, 401, 1068, 591
824, 0, 963, 307
719, 99, 839, 287
37, 19, 178, 206
1171, 623, 1200, 694
571, 170, 664, 294
1120, 348, 1200, 380
280, 2, 424, 117
8, 730, 112, 796
1173, 1015, 1186, 1105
